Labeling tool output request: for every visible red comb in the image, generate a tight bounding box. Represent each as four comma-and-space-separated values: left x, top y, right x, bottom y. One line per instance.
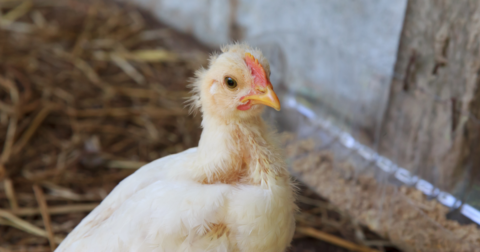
245, 52, 270, 88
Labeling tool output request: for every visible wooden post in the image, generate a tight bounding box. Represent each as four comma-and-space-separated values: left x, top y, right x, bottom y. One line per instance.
379, 0, 480, 192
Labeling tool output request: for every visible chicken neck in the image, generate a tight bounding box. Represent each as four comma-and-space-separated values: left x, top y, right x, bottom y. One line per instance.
194, 114, 287, 186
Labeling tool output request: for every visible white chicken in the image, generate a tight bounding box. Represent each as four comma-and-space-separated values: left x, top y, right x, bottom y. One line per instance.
55, 43, 297, 252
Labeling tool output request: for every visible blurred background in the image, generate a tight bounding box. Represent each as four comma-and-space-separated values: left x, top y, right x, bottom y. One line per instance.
1, 0, 480, 251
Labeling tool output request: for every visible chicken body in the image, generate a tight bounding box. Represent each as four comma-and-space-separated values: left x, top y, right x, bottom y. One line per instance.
56, 44, 296, 252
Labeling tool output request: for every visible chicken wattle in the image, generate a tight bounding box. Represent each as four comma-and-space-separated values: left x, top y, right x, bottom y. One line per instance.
55, 43, 297, 252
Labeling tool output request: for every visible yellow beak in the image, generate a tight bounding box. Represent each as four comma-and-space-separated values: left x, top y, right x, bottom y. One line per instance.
240, 85, 281, 111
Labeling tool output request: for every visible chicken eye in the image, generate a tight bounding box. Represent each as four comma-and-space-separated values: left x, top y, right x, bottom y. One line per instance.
224, 77, 237, 89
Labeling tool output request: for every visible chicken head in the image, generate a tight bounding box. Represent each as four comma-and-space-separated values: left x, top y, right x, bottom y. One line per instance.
189, 44, 280, 121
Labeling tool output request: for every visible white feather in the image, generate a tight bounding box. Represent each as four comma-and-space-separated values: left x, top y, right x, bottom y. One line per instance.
56, 145, 295, 252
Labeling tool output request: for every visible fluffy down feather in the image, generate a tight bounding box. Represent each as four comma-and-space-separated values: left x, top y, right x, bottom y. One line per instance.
56, 43, 296, 252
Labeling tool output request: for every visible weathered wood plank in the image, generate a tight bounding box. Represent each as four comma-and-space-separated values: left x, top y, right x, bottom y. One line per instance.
379, 0, 480, 192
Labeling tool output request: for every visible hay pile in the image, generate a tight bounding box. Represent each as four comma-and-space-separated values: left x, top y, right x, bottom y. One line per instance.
0, 0, 206, 250
0, 1, 398, 252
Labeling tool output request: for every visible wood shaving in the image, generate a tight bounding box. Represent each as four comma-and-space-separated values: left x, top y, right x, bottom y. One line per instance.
285, 135, 480, 252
